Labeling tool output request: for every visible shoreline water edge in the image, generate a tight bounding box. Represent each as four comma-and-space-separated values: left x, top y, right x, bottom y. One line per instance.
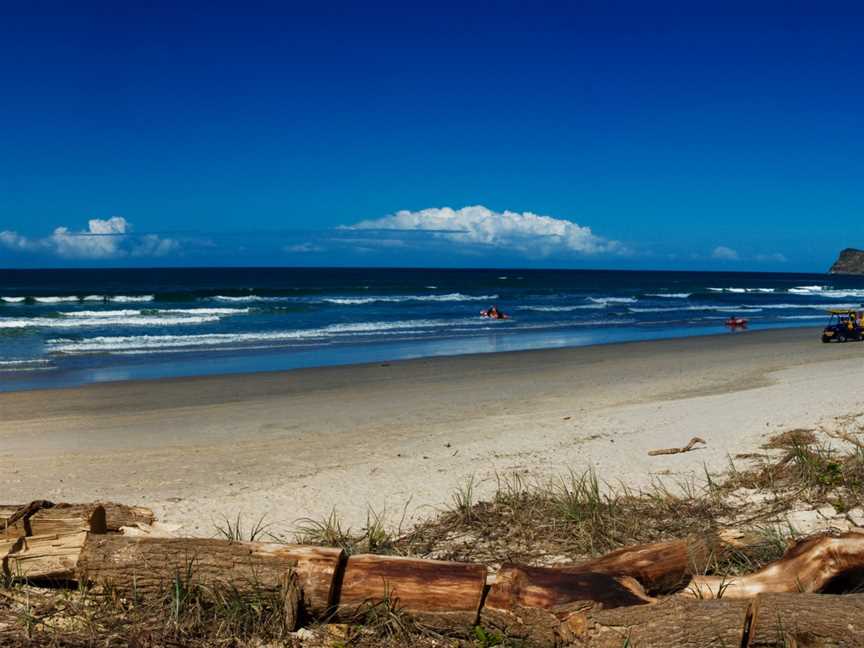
2, 267, 863, 391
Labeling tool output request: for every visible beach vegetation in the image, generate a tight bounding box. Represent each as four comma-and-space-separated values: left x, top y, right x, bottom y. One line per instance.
5, 426, 864, 646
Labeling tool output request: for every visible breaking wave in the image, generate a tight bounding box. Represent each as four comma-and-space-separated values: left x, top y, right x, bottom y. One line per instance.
47, 318, 487, 354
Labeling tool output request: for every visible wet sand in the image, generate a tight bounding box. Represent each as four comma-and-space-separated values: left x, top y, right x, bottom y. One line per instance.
3, 327, 862, 536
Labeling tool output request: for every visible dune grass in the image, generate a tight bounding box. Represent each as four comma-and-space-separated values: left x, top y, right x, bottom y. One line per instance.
3, 427, 864, 646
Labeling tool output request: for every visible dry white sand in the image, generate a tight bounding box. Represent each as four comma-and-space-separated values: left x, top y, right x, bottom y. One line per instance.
2, 327, 863, 537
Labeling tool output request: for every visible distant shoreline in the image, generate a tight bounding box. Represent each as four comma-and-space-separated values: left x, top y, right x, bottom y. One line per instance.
0, 323, 822, 394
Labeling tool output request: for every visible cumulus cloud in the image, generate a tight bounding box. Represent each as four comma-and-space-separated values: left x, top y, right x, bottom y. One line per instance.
346, 205, 624, 257
0, 217, 178, 259
711, 245, 740, 261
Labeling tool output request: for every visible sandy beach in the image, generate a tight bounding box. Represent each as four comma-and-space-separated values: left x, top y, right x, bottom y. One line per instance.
3, 327, 863, 536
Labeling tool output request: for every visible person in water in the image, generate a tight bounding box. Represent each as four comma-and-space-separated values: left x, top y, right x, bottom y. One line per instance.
483, 304, 506, 319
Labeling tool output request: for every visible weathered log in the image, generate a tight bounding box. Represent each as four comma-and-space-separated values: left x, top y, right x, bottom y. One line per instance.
1, 536, 23, 572
562, 534, 720, 593
685, 531, 864, 599
98, 502, 156, 531
1, 504, 107, 538
560, 593, 864, 647
747, 593, 864, 646
560, 596, 751, 647
5, 532, 88, 581
481, 564, 654, 646
0, 501, 54, 529
647, 436, 706, 456
1, 501, 150, 537
267, 544, 344, 617
335, 554, 487, 631
77, 535, 297, 595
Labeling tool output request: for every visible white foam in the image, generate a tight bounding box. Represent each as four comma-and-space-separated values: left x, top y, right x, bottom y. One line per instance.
645, 293, 691, 298
61, 308, 249, 319
520, 305, 606, 312
707, 287, 776, 294
110, 295, 155, 303
213, 295, 264, 302
0, 359, 54, 372
587, 297, 638, 305
630, 306, 764, 313
33, 296, 79, 303
788, 287, 864, 298
0, 315, 221, 329
47, 318, 483, 353
0, 297, 26, 303
322, 293, 498, 305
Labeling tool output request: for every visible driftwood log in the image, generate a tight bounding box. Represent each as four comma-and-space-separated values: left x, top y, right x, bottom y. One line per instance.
5, 532, 88, 581
560, 593, 864, 647
1, 502, 106, 538
265, 544, 343, 617
562, 534, 726, 593
685, 532, 864, 599
746, 593, 864, 647
482, 565, 654, 646
77, 535, 299, 594
335, 554, 487, 631
647, 436, 707, 456
5, 498, 864, 647
1, 501, 154, 537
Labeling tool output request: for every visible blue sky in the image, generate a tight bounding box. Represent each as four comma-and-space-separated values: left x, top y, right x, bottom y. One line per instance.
1, 1, 862, 270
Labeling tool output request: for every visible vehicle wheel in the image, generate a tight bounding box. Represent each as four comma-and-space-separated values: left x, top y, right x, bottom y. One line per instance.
838, 334, 848, 343
822, 336, 831, 343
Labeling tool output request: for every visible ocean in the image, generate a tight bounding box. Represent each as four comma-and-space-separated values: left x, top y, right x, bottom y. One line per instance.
0, 267, 860, 391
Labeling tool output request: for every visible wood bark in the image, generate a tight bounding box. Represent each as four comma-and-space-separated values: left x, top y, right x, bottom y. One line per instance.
560, 597, 751, 647
99, 502, 156, 531
560, 593, 864, 647
747, 593, 864, 647
685, 531, 864, 599
334, 554, 487, 631
481, 564, 654, 646
77, 535, 299, 596
561, 534, 721, 593
1, 501, 150, 537
264, 544, 344, 617
4, 532, 88, 581
1, 504, 107, 538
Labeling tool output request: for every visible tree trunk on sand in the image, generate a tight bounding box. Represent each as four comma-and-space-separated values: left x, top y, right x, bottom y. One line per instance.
560, 593, 864, 647
561, 534, 726, 594
334, 554, 487, 632
77, 535, 299, 595
266, 544, 344, 617
1, 501, 153, 537
747, 593, 864, 647
98, 502, 156, 531
77, 535, 302, 629
684, 532, 864, 599
560, 597, 751, 647
481, 564, 654, 647
4, 532, 88, 581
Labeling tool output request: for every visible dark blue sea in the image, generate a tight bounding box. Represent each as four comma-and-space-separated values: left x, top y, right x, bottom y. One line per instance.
0, 267, 859, 391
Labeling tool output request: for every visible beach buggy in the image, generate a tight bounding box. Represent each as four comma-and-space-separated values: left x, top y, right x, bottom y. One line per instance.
822, 309, 864, 343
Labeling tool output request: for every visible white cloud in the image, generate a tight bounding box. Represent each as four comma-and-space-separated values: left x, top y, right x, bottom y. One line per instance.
711, 246, 740, 261
284, 242, 325, 253
0, 217, 178, 259
347, 205, 623, 257
755, 252, 787, 263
